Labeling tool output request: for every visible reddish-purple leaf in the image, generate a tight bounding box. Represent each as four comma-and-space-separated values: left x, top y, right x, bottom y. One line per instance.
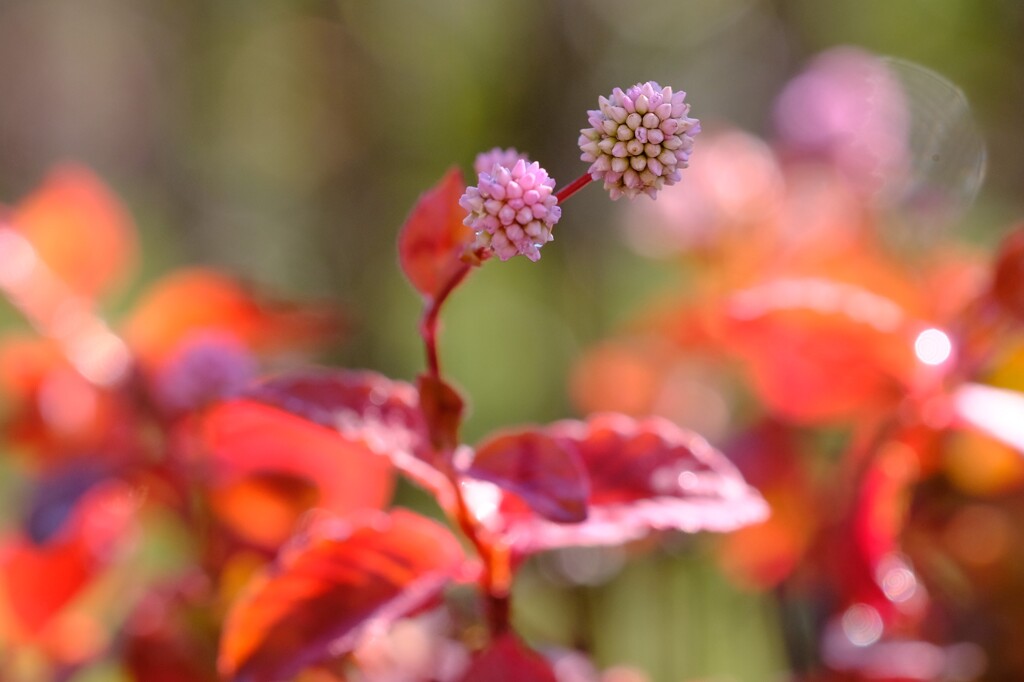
243, 369, 451, 497
218, 509, 467, 682
951, 382, 1024, 454
458, 634, 558, 682
464, 413, 769, 554
467, 430, 588, 524
398, 168, 475, 300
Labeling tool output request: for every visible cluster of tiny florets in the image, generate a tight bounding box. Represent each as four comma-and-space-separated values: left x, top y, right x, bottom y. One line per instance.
459, 159, 561, 262
473, 147, 529, 176
579, 82, 700, 200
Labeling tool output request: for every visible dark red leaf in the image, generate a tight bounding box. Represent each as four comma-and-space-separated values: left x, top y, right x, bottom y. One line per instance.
465, 414, 768, 554
123, 586, 219, 682
241, 369, 450, 497
218, 509, 467, 682
458, 634, 557, 682
398, 168, 475, 300
417, 373, 466, 453
992, 226, 1024, 321
468, 430, 588, 524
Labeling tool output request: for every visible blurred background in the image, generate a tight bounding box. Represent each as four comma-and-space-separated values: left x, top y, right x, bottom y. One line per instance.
1, 1, 1023, 680
1, 0, 1021, 437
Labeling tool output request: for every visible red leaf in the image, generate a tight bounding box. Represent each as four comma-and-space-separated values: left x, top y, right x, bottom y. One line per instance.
243, 369, 451, 498
465, 414, 768, 554
218, 509, 466, 682
0, 480, 138, 636
200, 399, 395, 548
468, 430, 588, 523
398, 168, 475, 300
458, 635, 557, 682
123, 268, 339, 368
717, 276, 919, 423
9, 163, 136, 300
991, 225, 1024, 321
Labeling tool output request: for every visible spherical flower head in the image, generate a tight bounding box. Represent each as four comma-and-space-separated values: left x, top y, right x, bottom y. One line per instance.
473, 147, 529, 176
459, 158, 561, 262
579, 82, 700, 200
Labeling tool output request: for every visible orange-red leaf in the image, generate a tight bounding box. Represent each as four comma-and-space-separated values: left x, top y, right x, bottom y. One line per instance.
200, 399, 395, 548
10, 163, 136, 299
717, 276, 919, 423
243, 370, 450, 498
218, 509, 466, 682
123, 268, 339, 367
398, 168, 474, 300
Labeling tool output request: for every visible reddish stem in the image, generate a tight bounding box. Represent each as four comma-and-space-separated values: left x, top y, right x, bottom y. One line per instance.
449, 478, 512, 634
555, 172, 594, 204
417, 259, 512, 636
419, 263, 471, 378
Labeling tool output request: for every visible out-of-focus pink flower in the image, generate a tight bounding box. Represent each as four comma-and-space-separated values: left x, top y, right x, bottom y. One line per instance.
459, 159, 561, 262
473, 147, 529, 176
773, 47, 909, 196
624, 129, 784, 255
579, 82, 700, 200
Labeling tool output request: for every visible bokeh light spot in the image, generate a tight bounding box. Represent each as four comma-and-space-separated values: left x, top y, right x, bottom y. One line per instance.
914, 327, 952, 366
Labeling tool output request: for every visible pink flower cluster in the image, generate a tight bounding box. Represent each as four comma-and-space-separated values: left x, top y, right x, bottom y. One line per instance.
473, 147, 529, 176
580, 82, 700, 200
459, 158, 561, 262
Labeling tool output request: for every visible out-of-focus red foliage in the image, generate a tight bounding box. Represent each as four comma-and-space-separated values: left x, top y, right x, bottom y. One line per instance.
123, 268, 339, 369
7, 164, 136, 299
198, 400, 394, 548
218, 509, 467, 682
0, 480, 138, 638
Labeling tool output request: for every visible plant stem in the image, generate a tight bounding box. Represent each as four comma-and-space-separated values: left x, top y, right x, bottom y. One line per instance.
419, 263, 471, 378
555, 172, 594, 204
417, 260, 513, 637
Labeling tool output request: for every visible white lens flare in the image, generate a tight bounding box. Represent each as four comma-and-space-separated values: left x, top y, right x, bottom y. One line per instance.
914, 328, 952, 366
